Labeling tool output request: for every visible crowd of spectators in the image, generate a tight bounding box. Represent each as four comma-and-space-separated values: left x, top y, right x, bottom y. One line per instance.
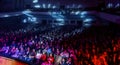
0, 24, 120, 65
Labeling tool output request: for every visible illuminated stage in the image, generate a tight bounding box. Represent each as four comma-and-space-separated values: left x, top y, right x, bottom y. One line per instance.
0, 56, 28, 65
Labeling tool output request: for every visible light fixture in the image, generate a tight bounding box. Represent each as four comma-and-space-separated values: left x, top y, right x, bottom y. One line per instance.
34, 5, 41, 8
33, 0, 38, 3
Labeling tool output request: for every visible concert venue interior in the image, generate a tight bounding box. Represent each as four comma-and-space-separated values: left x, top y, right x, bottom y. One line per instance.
0, 0, 120, 65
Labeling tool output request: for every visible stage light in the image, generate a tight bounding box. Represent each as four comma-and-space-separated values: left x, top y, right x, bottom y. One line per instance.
80, 15, 86, 18
83, 23, 91, 27
22, 9, 37, 23
57, 23, 65, 26
83, 18, 93, 27
70, 11, 75, 14
52, 6, 56, 9
83, 18, 93, 22
81, 11, 87, 15
75, 11, 80, 15
28, 17, 31, 21
56, 19, 64, 22
23, 19, 27, 23
49, 13, 65, 23
115, 3, 120, 8
3, 15, 9, 17
28, 17, 37, 22
31, 17, 37, 22
48, 4, 51, 8
33, 0, 38, 3
22, 10, 33, 17
34, 5, 41, 8
107, 3, 113, 8
43, 4, 46, 8
52, 12, 57, 14
22, 9, 32, 14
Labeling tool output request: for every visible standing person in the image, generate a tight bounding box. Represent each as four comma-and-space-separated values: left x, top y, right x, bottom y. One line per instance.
30, 49, 37, 63
66, 57, 74, 65
59, 58, 67, 65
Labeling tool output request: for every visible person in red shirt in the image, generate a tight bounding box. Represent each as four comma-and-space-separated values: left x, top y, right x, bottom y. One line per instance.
47, 53, 54, 64
41, 52, 47, 62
